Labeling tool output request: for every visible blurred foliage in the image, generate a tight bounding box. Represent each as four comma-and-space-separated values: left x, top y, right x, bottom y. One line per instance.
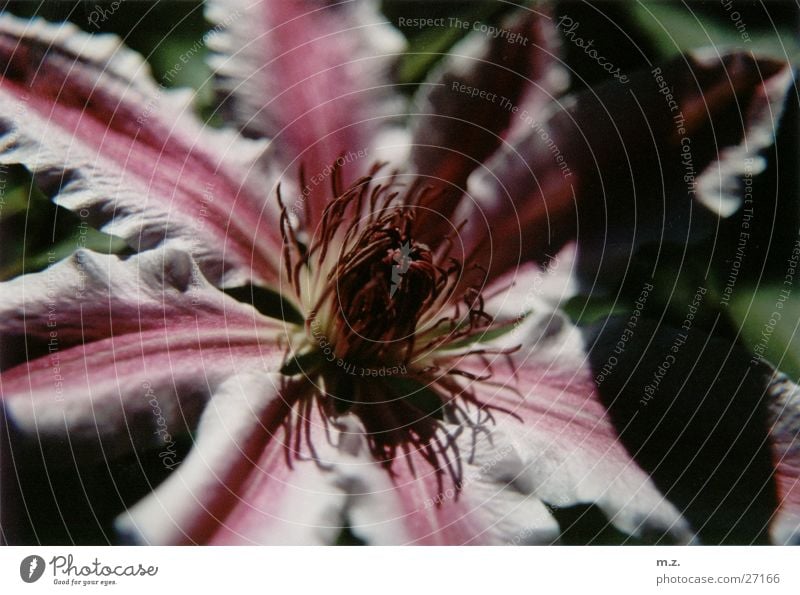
730, 283, 800, 380
552, 2, 800, 383
632, 0, 800, 62
382, 0, 514, 87
0, 0, 210, 280
0, 166, 128, 281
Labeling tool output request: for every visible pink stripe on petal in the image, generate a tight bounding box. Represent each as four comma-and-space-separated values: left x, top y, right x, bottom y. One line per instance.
0, 15, 282, 287
206, 0, 405, 226
116, 374, 300, 545
766, 374, 800, 544
0, 248, 285, 461
461, 52, 792, 283
118, 377, 412, 545
367, 425, 561, 545
411, 8, 567, 234
435, 312, 695, 543
204, 394, 349, 545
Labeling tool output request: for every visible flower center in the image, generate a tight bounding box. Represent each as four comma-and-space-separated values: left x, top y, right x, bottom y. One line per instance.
329, 213, 443, 364
274, 161, 519, 476
279, 162, 488, 372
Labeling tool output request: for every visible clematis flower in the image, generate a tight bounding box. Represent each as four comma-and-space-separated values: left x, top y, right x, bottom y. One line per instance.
0, 1, 798, 545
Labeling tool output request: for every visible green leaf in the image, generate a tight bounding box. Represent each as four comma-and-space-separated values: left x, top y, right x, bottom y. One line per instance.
631, 1, 800, 61
564, 294, 627, 326
439, 316, 524, 351
0, 170, 128, 280
280, 350, 324, 377
0, 179, 31, 218
0, 226, 128, 280
397, 26, 468, 85
728, 284, 800, 381
393, 1, 513, 86
223, 284, 305, 325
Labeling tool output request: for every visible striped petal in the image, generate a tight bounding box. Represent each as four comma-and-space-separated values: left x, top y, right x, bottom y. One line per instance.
206, 0, 406, 226
117, 374, 412, 545
459, 51, 793, 282
766, 373, 800, 544
333, 307, 692, 545
353, 418, 563, 545
0, 14, 282, 287
0, 248, 284, 464
410, 7, 567, 236
422, 310, 696, 544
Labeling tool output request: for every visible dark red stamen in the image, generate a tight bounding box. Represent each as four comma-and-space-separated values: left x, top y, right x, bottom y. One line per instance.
276, 161, 522, 484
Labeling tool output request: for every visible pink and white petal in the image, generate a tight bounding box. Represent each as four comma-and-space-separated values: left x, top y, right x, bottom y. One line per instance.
350, 421, 562, 545
436, 311, 696, 543
460, 52, 793, 283
482, 242, 578, 321
765, 373, 800, 544
206, 0, 405, 226
692, 50, 794, 217
0, 248, 286, 461
207, 405, 410, 545
115, 373, 300, 545
117, 374, 413, 545
411, 7, 567, 226
0, 15, 281, 287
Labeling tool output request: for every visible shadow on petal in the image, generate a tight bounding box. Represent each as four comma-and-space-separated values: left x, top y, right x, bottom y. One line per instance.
586, 316, 778, 544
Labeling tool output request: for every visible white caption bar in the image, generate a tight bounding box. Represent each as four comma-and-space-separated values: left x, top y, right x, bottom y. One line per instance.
0, 546, 797, 594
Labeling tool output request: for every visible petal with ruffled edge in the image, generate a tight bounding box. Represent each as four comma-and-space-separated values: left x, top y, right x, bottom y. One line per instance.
110, 259, 585, 546
342, 261, 692, 545
765, 373, 800, 544
423, 256, 693, 544
410, 7, 567, 233
459, 52, 793, 282
116, 373, 414, 545
116, 373, 557, 545
348, 415, 563, 545
0, 248, 285, 463
482, 242, 578, 321
109, 267, 691, 545
206, 0, 406, 227
423, 310, 695, 543
0, 15, 282, 287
